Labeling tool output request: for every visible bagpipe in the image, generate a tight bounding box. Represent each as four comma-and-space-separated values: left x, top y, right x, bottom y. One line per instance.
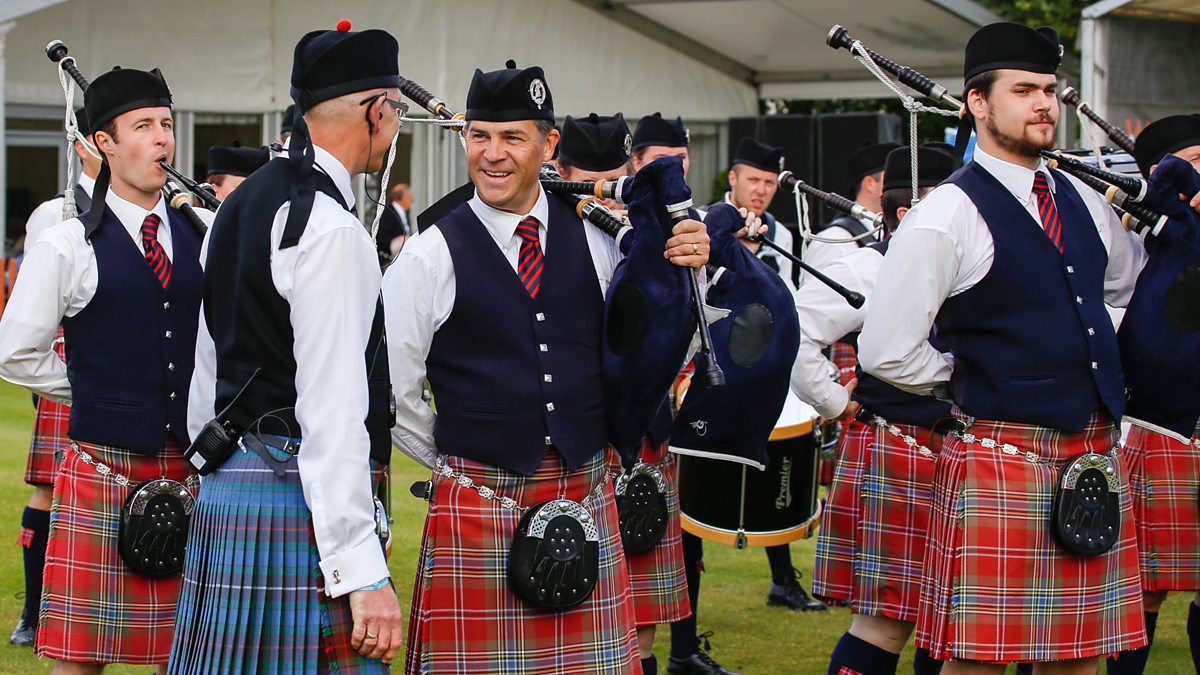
1040, 151, 1169, 235
1059, 87, 1137, 156
45, 40, 213, 236
826, 24, 964, 111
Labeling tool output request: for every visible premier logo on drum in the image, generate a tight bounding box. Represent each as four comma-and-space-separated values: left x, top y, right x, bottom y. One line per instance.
775, 456, 793, 509
689, 420, 708, 436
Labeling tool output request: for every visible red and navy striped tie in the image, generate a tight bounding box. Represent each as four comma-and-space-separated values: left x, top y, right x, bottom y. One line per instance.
1032, 171, 1064, 253
140, 214, 172, 288
516, 216, 544, 299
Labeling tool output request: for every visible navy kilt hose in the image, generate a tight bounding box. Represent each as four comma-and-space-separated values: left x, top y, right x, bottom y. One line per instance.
405, 449, 640, 674
39, 440, 193, 665
915, 410, 1146, 663
1123, 418, 1200, 592
169, 439, 386, 674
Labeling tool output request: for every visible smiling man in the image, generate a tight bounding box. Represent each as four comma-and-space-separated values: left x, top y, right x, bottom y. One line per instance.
0, 66, 208, 673
385, 61, 709, 674
858, 23, 1148, 675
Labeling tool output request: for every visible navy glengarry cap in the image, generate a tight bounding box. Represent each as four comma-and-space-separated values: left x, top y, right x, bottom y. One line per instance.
465, 60, 554, 123
207, 142, 270, 177
731, 137, 785, 173
1133, 114, 1200, 178
84, 67, 172, 136
290, 21, 402, 110
882, 145, 957, 192
847, 142, 900, 185
632, 112, 688, 150
964, 22, 1063, 81
559, 113, 632, 172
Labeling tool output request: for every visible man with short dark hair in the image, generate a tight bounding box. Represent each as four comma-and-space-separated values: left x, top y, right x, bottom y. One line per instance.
631, 112, 690, 176
804, 142, 898, 272
387, 62, 709, 674
860, 23, 1148, 674
171, 23, 404, 672
710, 137, 795, 287
798, 145, 955, 675
0, 65, 208, 674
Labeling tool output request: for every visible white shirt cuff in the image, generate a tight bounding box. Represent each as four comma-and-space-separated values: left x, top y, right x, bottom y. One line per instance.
318, 537, 389, 599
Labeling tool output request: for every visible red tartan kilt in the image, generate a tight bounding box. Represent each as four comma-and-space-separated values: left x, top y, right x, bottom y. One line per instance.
25, 329, 69, 486
831, 342, 857, 387
855, 419, 939, 623
915, 412, 1146, 663
1123, 419, 1200, 592
405, 450, 640, 674
39, 439, 193, 665
613, 439, 690, 626
811, 418, 870, 606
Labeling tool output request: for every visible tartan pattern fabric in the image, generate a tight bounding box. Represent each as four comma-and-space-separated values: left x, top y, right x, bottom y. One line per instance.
405, 450, 640, 674
855, 420, 939, 623
516, 216, 544, 298
1123, 419, 1200, 592
1032, 172, 1064, 253
811, 418, 870, 606
915, 412, 1146, 662
38, 440, 193, 665
169, 443, 386, 674
25, 327, 68, 486
615, 440, 690, 627
140, 214, 172, 288
831, 342, 857, 387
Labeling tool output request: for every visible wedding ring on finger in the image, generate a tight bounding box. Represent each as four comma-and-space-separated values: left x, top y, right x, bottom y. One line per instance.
691, 243, 699, 255
365, 632, 378, 641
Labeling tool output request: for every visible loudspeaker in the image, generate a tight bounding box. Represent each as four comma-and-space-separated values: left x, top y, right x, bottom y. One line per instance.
815, 113, 901, 223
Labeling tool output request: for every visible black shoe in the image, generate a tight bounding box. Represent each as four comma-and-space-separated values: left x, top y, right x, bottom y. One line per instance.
10, 614, 35, 647
666, 653, 743, 675
767, 577, 827, 611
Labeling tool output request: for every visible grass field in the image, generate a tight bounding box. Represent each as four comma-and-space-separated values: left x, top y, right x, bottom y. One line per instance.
0, 379, 1193, 673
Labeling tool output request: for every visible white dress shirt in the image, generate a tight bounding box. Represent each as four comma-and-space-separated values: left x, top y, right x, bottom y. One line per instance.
0, 185, 204, 404
790, 246, 883, 419
721, 192, 794, 289
802, 217, 873, 278
384, 184, 623, 469
187, 142, 389, 597
858, 147, 1147, 396
24, 173, 97, 247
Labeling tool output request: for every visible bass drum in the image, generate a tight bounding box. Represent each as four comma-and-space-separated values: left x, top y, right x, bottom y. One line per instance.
675, 381, 822, 548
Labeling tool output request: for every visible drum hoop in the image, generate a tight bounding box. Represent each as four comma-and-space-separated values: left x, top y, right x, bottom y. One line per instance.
768, 419, 816, 441
678, 501, 823, 548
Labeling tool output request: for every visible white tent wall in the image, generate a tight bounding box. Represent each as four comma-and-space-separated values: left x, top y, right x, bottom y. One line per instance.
2, 0, 758, 236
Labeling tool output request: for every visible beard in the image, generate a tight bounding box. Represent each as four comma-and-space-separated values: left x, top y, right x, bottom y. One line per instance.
984, 115, 1056, 158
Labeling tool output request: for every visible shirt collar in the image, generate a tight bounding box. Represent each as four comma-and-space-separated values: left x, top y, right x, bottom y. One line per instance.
78, 172, 96, 195
279, 137, 357, 210
104, 184, 167, 238
973, 146, 1055, 203
468, 183, 549, 250
723, 191, 736, 207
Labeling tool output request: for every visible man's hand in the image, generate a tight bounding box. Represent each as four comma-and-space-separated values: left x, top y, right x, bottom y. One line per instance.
349, 585, 404, 664
664, 218, 710, 268
734, 207, 767, 241
1190, 189, 1200, 215
832, 378, 861, 423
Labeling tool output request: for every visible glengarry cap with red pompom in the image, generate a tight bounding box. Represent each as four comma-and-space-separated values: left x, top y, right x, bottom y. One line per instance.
290, 19, 401, 111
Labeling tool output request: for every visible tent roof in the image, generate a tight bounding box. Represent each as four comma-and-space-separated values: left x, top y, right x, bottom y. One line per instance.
1083, 0, 1200, 20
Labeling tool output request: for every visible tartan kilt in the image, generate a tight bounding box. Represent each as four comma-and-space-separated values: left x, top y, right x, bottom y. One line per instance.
831, 342, 858, 387
855, 418, 939, 623
38, 439, 193, 665
1123, 418, 1200, 592
405, 449, 640, 675
610, 439, 690, 627
25, 328, 68, 486
812, 418, 870, 606
169, 442, 386, 674
915, 411, 1146, 663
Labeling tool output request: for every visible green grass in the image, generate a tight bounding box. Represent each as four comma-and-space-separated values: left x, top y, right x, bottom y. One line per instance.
0, 378, 1193, 672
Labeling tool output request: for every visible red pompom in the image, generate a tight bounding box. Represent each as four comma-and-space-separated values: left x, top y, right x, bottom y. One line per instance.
336, 19, 352, 32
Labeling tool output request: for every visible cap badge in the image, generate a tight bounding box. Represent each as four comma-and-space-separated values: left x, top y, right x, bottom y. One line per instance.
529, 79, 547, 110
623, 133, 633, 158
779, 156, 786, 171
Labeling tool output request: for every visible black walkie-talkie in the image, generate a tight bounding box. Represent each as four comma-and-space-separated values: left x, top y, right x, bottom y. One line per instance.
183, 369, 259, 475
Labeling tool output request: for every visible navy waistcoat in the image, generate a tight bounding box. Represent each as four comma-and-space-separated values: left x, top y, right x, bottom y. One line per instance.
427, 197, 607, 476
935, 162, 1124, 430
63, 205, 201, 455
204, 158, 392, 464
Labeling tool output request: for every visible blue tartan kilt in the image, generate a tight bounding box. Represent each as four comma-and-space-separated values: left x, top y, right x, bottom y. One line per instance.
168, 440, 387, 674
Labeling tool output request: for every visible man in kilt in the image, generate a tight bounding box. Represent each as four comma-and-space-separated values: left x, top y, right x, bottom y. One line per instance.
385, 63, 710, 674
1105, 115, 1200, 675
859, 22, 1149, 673
9, 107, 101, 649
0, 66, 209, 672
170, 22, 404, 672
795, 145, 955, 675
558, 112, 693, 675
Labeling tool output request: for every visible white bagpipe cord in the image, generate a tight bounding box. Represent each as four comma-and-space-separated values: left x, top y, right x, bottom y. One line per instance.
848, 39, 960, 208
369, 120, 405, 243
58, 67, 80, 221
399, 114, 468, 150
1076, 105, 1107, 164
795, 189, 811, 261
